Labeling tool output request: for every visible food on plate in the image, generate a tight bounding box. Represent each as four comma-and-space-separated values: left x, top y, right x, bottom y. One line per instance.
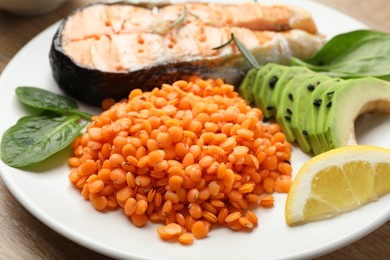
239, 62, 390, 155
49, 1, 325, 105
154, 2, 318, 33
305, 78, 340, 154
15, 86, 91, 120
68, 77, 293, 243
285, 145, 390, 226
323, 77, 390, 148
291, 74, 334, 153
0, 87, 90, 168
1, 114, 86, 168
291, 30, 390, 80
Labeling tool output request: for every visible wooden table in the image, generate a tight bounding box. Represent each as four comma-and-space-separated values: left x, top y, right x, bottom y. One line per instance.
0, 0, 389, 259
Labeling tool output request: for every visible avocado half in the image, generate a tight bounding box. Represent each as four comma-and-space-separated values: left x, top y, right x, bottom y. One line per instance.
239, 63, 390, 155
326, 77, 390, 148
293, 75, 332, 154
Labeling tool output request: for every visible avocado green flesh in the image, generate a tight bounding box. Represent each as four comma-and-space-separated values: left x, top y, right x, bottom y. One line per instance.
307, 78, 342, 154
259, 65, 290, 119
317, 81, 346, 149
239, 68, 257, 105
260, 65, 286, 118
277, 74, 315, 150
292, 76, 332, 154
252, 64, 275, 116
271, 66, 313, 112
239, 64, 390, 156
325, 78, 390, 148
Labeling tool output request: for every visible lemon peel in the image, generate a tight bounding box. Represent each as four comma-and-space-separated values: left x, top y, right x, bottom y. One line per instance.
285, 145, 390, 226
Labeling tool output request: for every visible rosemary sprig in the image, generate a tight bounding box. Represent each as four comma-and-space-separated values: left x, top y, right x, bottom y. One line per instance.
188, 9, 199, 19
213, 33, 260, 69
231, 33, 260, 69
212, 37, 234, 50
170, 5, 187, 28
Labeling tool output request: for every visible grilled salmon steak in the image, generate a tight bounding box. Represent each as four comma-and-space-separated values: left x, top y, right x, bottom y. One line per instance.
50, 2, 325, 105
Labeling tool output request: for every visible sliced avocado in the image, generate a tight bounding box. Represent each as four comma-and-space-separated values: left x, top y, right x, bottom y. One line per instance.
292, 75, 333, 155
238, 68, 258, 105
316, 80, 346, 149
258, 64, 289, 119
306, 78, 340, 155
276, 74, 315, 145
271, 66, 314, 111
324, 78, 390, 149
252, 63, 277, 120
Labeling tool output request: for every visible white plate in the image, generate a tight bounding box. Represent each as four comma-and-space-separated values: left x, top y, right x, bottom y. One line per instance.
1, 0, 389, 259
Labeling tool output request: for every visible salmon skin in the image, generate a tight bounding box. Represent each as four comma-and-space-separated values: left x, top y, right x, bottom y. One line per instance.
50, 1, 325, 106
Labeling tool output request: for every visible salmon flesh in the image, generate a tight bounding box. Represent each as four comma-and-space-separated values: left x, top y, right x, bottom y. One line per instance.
50, 2, 325, 106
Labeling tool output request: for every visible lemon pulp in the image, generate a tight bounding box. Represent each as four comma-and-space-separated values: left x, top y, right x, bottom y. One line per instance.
286, 146, 390, 226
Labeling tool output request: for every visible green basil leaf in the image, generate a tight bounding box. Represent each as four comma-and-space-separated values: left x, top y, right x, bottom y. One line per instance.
1, 113, 86, 167
16, 87, 92, 120
290, 30, 390, 78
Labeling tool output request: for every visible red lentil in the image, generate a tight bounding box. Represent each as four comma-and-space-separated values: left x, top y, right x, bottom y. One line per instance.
259, 195, 275, 208
239, 216, 254, 229
275, 175, 293, 193
178, 232, 194, 245
191, 221, 209, 239
225, 211, 242, 223
68, 77, 292, 245
246, 210, 258, 225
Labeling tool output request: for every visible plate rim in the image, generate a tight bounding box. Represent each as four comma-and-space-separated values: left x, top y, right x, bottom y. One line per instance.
2, 1, 388, 259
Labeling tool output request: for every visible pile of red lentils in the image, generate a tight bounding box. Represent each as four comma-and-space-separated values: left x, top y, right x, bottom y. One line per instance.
68, 77, 292, 245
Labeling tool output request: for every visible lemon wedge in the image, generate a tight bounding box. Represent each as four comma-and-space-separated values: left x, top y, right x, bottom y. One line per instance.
285, 145, 390, 226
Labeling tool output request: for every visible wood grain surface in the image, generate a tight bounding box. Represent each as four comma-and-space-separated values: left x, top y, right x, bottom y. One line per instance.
0, 0, 389, 259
